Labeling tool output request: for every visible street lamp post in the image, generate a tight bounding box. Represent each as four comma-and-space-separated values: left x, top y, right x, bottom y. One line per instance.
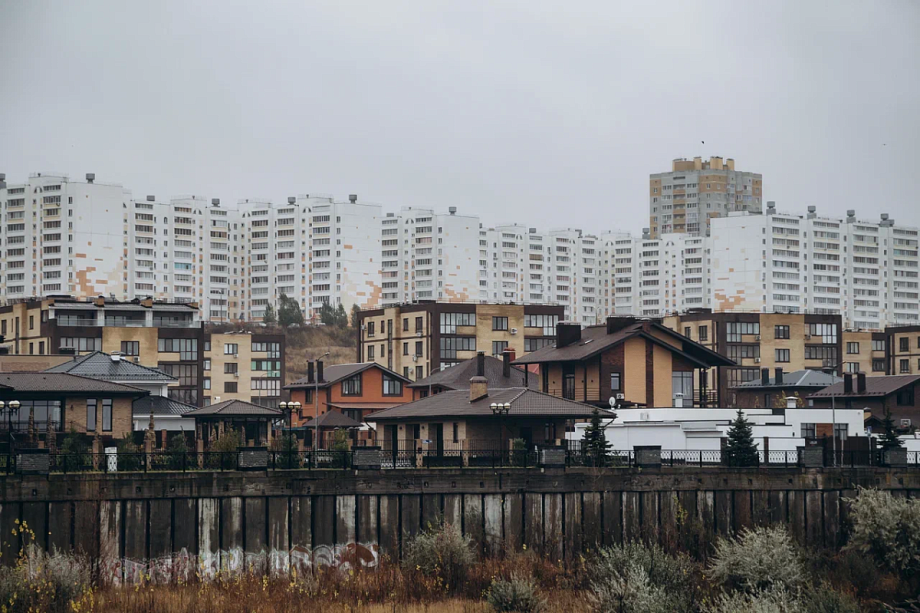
490, 402, 511, 466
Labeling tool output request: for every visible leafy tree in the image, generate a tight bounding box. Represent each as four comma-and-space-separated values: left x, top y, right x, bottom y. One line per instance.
350, 304, 361, 328
278, 293, 304, 328
166, 433, 190, 470
262, 303, 277, 326
584, 406, 611, 466
207, 428, 242, 469
60, 427, 90, 471
116, 433, 143, 471
318, 302, 336, 326
724, 410, 759, 466
878, 409, 904, 450
335, 303, 349, 328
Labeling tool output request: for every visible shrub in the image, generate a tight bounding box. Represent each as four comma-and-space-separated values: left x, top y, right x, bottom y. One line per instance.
116, 433, 143, 471
0, 544, 92, 613
798, 583, 861, 613
844, 487, 920, 579
401, 521, 476, 594
587, 541, 698, 612
270, 433, 301, 469
703, 588, 801, 613
487, 574, 546, 612
207, 429, 242, 469
708, 526, 803, 593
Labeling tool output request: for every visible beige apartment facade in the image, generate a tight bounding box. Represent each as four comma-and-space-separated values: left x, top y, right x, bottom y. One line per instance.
356, 303, 564, 381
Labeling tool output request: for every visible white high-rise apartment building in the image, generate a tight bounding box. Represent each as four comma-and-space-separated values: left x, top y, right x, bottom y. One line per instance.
0, 172, 130, 301
381, 206, 479, 306
710, 205, 920, 329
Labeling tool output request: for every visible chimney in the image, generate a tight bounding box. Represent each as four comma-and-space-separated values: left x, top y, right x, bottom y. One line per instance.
469, 375, 488, 402
288, 197, 296, 205
556, 322, 581, 347
807, 205, 817, 219
307, 361, 314, 384
846, 209, 856, 223
0, 173, 7, 188
774, 368, 784, 386
502, 351, 511, 378
844, 373, 853, 394
316, 360, 324, 383
349, 194, 358, 204
761, 368, 770, 386
448, 206, 457, 215
766, 201, 776, 215
607, 316, 638, 335
85, 173, 95, 184
786, 396, 798, 409
146, 195, 155, 202
94, 295, 106, 307
476, 351, 485, 377
857, 372, 867, 394
211, 198, 220, 207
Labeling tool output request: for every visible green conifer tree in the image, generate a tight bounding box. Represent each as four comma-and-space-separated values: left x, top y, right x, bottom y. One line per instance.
583, 406, 611, 466
724, 409, 759, 466
879, 409, 904, 450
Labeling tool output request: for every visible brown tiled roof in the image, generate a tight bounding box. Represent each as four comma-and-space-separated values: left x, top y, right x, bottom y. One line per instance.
366, 387, 610, 421
809, 374, 920, 398
284, 362, 410, 390
408, 355, 537, 390
0, 373, 148, 395
512, 321, 734, 367
184, 399, 282, 417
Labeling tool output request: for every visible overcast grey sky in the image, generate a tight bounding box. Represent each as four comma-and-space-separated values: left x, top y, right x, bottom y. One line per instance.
1, 0, 918, 232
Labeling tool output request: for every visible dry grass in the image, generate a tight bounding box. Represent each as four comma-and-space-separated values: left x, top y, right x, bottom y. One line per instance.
283, 325, 357, 384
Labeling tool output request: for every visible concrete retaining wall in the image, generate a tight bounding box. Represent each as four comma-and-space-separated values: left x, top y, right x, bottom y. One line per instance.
1, 467, 917, 582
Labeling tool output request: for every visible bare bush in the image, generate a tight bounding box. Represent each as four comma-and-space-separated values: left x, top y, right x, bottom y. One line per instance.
401, 521, 477, 594
487, 574, 546, 612
844, 487, 920, 579
708, 526, 803, 593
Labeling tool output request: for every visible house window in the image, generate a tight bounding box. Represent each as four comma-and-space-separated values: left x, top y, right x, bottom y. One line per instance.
367, 321, 375, 336
86, 399, 97, 432
415, 341, 423, 357
900, 359, 910, 374
900, 337, 909, 352
342, 373, 362, 396
102, 399, 112, 432
382, 374, 402, 396
846, 342, 860, 354
562, 373, 575, 400
452, 422, 459, 443
224, 343, 238, 355
872, 340, 886, 352
121, 341, 140, 356
492, 316, 508, 331
439, 312, 475, 334
801, 423, 816, 439
367, 345, 375, 360
403, 342, 409, 356
492, 341, 508, 357
403, 318, 409, 332
726, 322, 759, 343
610, 372, 621, 392
683, 326, 691, 338
873, 359, 886, 372
897, 388, 914, 406
411, 424, 421, 439
29, 315, 34, 330
204, 378, 211, 390
672, 372, 693, 401
727, 345, 760, 361
774, 325, 790, 340
698, 326, 708, 342
415, 316, 423, 333
404, 367, 410, 378
224, 382, 238, 393
380, 344, 385, 357
845, 363, 860, 373
775, 349, 790, 363
834, 423, 848, 441
38, 341, 45, 355
416, 365, 424, 379
224, 363, 238, 374
203, 359, 211, 371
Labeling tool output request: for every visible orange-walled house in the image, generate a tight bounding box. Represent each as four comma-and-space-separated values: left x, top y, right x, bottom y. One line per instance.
283, 362, 413, 429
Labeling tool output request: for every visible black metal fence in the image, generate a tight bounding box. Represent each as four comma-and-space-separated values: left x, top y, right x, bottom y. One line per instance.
0, 447, 916, 475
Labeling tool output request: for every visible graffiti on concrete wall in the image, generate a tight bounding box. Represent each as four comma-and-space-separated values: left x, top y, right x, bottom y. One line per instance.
100, 542, 379, 585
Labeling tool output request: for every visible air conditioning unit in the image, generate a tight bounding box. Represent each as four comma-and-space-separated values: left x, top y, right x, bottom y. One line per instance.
360, 324, 366, 331
415, 331, 422, 337
901, 419, 912, 428
639, 411, 649, 421
755, 335, 761, 341
233, 372, 240, 378
805, 334, 812, 340
754, 357, 761, 363
616, 393, 625, 400
510, 328, 518, 335
412, 355, 418, 362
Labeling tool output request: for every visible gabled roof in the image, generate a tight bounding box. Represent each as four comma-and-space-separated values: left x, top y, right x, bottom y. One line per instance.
809, 374, 920, 399
44, 351, 177, 382
301, 410, 363, 429
184, 399, 282, 417
408, 355, 537, 390
284, 362, 410, 390
133, 395, 198, 417
512, 320, 735, 368
367, 387, 611, 421
737, 370, 842, 390
0, 372, 148, 395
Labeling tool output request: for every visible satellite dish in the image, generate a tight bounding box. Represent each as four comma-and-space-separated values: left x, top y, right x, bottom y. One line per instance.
608, 397, 617, 408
